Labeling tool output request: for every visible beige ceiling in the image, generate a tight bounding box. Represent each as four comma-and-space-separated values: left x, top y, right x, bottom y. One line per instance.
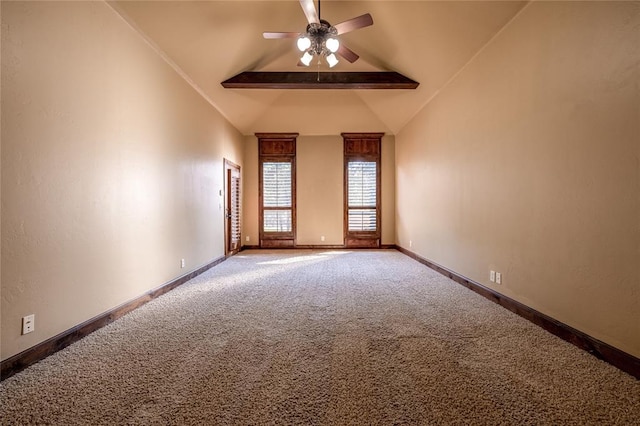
111, 1, 527, 136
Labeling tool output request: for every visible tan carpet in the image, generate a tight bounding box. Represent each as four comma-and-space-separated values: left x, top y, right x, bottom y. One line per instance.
1, 250, 638, 425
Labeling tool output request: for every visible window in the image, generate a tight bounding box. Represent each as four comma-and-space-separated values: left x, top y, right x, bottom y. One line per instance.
347, 161, 377, 232
343, 133, 383, 248
257, 133, 298, 248
262, 162, 292, 232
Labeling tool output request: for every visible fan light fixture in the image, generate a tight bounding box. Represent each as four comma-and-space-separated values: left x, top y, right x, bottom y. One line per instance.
298, 20, 340, 68
325, 53, 339, 68
297, 36, 311, 52
325, 37, 339, 53
300, 51, 314, 66
263, 0, 374, 67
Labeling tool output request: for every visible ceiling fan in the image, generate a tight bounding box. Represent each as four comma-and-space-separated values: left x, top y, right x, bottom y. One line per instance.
263, 0, 374, 68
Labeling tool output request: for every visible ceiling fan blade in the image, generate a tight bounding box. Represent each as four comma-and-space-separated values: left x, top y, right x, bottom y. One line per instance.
334, 13, 374, 35
299, 0, 320, 24
337, 44, 359, 63
263, 32, 301, 39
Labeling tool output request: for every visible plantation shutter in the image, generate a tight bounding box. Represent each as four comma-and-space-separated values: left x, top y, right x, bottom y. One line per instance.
230, 171, 241, 246
347, 161, 377, 231
262, 162, 292, 232
225, 161, 241, 255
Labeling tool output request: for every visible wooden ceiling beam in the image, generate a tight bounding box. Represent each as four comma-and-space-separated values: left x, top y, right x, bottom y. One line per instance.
221, 72, 419, 89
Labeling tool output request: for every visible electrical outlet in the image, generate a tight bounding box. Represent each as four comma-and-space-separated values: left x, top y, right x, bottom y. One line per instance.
490, 270, 496, 282
246, 236, 250, 242
409, 240, 412, 248
321, 236, 325, 242
181, 259, 185, 268
22, 315, 35, 335
496, 272, 502, 285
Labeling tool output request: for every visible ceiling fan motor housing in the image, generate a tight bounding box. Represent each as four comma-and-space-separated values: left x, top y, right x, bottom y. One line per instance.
305, 20, 338, 56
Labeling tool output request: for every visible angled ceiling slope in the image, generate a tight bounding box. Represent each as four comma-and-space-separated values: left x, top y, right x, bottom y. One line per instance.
112, 1, 527, 135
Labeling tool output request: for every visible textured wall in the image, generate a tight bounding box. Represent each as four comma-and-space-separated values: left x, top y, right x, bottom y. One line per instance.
297, 136, 344, 245
1, 1, 244, 360
396, 2, 640, 357
242, 135, 395, 247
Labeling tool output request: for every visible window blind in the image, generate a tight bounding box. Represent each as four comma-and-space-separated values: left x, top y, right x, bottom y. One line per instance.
262, 162, 292, 232
263, 210, 292, 232
263, 162, 292, 207
347, 161, 377, 232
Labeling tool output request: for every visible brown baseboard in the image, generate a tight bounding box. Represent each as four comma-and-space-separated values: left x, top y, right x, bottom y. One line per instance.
242, 244, 397, 250
396, 245, 640, 380
1, 255, 227, 381
293, 245, 348, 249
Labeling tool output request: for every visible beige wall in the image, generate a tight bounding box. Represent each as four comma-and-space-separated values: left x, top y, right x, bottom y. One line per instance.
381, 135, 396, 245
297, 136, 344, 245
396, 2, 640, 357
1, 1, 244, 360
242, 134, 395, 247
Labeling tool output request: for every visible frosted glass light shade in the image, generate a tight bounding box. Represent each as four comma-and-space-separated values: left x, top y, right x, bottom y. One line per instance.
301, 51, 314, 66
297, 36, 311, 52
325, 37, 339, 53
326, 53, 339, 68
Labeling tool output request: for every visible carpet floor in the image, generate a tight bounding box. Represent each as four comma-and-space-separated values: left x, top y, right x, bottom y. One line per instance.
1, 249, 638, 425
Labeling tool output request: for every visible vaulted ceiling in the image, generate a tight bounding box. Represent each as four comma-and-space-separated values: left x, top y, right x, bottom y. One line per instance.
112, 1, 527, 135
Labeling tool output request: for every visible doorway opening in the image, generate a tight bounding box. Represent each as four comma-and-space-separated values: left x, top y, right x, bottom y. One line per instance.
224, 159, 241, 256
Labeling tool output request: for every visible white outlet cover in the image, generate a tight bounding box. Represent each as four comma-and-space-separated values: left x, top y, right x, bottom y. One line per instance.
22, 314, 35, 335
496, 272, 502, 284
490, 271, 496, 282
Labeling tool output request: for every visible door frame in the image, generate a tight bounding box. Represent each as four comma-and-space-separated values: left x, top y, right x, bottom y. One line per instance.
224, 159, 241, 256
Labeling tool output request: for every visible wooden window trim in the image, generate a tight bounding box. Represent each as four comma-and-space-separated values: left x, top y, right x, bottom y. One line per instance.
343, 133, 383, 248
257, 133, 298, 248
